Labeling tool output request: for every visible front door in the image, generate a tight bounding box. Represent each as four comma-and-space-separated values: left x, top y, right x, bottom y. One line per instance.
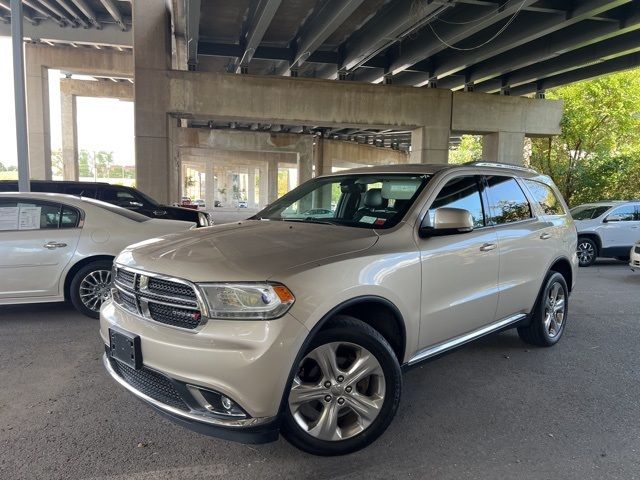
600, 204, 640, 249
0, 198, 82, 299
417, 175, 499, 349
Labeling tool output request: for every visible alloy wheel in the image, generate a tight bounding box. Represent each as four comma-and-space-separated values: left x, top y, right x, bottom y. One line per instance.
288, 342, 386, 441
543, 282, 565, 338
79, 269, 112, 313
577, 241, 595, 265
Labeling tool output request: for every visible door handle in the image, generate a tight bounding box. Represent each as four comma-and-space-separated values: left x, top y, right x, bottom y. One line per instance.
479, 243, 497, 252
153, 210, 167, 216
540, 232, 552, 240
43, 241, 67, 249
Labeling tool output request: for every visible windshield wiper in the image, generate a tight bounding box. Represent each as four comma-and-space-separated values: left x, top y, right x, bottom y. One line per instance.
282, 218, 337, 226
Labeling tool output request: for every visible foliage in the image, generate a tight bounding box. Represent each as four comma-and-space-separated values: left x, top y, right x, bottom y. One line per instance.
448, 135, 483, 164
0, 162, 17, 172
529, 69, 640, 205
51, 149, 63, 177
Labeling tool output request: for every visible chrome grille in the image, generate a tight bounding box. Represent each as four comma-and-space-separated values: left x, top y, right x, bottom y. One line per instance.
113, 266, 203, 330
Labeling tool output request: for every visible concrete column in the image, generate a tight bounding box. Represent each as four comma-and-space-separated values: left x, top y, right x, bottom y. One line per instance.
298, 137, 314, 184
268, 158, 278, 203
134, 0, 171, 202
247, 166, 256, 208
227, 170, 235, 205
25, 59, 51, 179
482, 132, 526, 165
410, 126, 450, 164
259, 164, 268, 207
60, 90, 78, 180
204, 158, 215, 208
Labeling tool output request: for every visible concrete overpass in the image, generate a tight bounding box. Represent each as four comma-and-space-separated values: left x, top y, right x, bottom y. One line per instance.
4, 0, 639, 203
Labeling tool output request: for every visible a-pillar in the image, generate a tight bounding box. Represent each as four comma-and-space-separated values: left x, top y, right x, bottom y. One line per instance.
134, 0, 171, 203
482, 132, 526, 165
410, 126, 450, 164
25, 53, 51, 179
247, 166, 256, 207
60, 89, 78, 180
268, 158, 278, 203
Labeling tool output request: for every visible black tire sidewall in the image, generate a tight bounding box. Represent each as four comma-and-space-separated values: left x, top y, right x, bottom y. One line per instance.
69, 260, 114, 319
577, 238, 597, 267
281, 316, 402, 456
533, 272, 569, 346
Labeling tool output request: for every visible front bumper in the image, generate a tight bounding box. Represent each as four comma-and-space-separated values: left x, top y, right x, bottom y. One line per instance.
100, 299, 308, 442
630, 246, 640, 271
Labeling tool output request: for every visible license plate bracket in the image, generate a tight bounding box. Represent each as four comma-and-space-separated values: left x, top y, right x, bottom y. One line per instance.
109, 327, 142, 370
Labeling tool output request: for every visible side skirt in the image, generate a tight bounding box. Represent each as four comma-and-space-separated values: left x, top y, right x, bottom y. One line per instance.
403, 313, 527, 372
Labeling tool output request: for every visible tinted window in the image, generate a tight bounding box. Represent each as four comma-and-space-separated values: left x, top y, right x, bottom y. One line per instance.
430, 176, 485, 228
523, 180, 565, 216
64, 185, 97, 198
605, 205, 637, 222
81, 197, 150, 222
99, 187, 148, 209
0, 199, 61, 230
570, 205, 612, 220
485, 176, 532, 225
61, 206, 81, 228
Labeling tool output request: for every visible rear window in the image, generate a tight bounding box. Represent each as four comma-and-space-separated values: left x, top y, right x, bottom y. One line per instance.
81, 198, 150, 223
570, 205, 611, 220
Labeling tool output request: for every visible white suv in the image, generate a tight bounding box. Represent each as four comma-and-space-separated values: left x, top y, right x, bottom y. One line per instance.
571, 201, 640, 266
101, 163, 577, 455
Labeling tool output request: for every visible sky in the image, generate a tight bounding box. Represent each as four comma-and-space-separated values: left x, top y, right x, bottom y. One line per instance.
0, 37, 135, 168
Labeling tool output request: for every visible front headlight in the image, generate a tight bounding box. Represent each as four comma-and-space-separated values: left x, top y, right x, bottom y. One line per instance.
199, 283, 295, 320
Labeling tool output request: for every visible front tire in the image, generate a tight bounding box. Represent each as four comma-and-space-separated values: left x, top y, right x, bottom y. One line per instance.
282, 315, 402, 456
577, 238, 597, 267
69, 260, 113, 318
518, 272, 568, 347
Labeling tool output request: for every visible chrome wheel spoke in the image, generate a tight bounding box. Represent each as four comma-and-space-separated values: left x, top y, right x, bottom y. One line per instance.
307, 343, 341, 381
79, 269, 112, 312
346, 352, 382, 387
346, 392, 383, 426
289, 379, 328, 411
308, 402, 341, 441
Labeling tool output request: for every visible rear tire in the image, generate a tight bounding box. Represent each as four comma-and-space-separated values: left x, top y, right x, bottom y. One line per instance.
518, 272, 568, 347
69, 260, 113, 318
577, 238, 597, 267
281, 315, 402, 456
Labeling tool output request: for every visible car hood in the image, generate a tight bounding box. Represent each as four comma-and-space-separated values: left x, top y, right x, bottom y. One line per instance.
116, 220, 379, 282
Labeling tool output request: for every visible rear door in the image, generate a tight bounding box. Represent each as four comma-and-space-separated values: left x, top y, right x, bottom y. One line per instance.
0, 198, 82, 299
484, 175, 555, 319
600, 204, 640, 249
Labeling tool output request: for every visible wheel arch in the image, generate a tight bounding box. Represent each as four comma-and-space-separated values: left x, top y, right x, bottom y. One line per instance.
577, 232, 602, 253
63, 255, 115, 300
549, 256, 574, 293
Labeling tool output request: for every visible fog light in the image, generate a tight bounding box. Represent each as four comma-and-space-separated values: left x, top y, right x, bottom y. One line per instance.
190, 387, 248, 418
221, 396, 232, 410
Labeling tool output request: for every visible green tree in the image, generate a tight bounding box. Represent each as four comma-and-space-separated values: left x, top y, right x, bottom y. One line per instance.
448, 135, 483, 164
94, 151, 114, 178
51, 149, 63, 178
78, 150, 92, 178
530, 69, 640, 205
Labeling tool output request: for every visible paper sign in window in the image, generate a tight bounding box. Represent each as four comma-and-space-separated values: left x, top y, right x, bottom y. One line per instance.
0, 207, 19, 231
18, 206, 41, 230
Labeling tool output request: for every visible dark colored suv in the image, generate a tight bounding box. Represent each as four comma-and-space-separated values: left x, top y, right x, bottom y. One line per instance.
0, 181, 211, 227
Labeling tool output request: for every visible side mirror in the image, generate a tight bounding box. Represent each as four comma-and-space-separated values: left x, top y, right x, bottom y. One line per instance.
419, 207, 474, 238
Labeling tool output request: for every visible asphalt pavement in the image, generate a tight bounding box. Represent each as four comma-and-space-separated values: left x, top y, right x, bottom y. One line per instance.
1, 261, 639, 480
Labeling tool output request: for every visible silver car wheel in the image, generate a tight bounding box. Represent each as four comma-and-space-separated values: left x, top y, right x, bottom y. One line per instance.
288, 341, 386, 442
543, 282, 565, 338
577, 241, 595, 265
79, 269, 112, 313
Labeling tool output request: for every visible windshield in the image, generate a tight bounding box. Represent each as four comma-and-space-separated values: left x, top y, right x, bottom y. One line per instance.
570, 205, 612, 220
253, 174, 431, 229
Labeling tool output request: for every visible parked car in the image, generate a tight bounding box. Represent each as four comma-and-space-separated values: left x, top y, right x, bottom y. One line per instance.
570, 200, 640, 266
194, 199, 206, 210
238, 200, 248, 208
0, 181, 211, 227
214, 200, 223, 208
0, 192, 196, 318
101, 163, 577, 455
630, 240, 640, 272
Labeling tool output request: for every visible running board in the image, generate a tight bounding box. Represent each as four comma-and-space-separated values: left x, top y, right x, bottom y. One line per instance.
407, 313, 527, 366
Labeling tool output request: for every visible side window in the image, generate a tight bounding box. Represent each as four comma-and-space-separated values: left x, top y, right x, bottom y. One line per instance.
485, 176, 532, 225
430, 176, 485, 228
60, 206, 81, 228
100, 187, 146, 208
0, 199, 61, 230
65, 185, 97, 198
523, 180, 566, 216
605, 205, 636, 222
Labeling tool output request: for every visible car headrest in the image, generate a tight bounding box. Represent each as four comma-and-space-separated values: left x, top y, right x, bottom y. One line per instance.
363, 188, 387, 209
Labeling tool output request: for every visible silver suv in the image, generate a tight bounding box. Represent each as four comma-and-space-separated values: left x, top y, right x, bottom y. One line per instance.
571, 201, 640, 266
102, 163, 577, 455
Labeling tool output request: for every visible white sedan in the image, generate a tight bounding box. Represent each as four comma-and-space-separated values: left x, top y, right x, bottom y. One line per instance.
0, 192, 196, 317
631, 241, 640, 272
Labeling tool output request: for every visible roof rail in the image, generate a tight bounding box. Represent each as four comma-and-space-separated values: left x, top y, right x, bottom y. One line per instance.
465, 161, 537, 173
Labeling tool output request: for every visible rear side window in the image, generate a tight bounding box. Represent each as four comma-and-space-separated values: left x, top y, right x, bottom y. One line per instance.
571, 206, 611, 220
64, 185, 97, 198
485, 176, 532, 225
430, 176, 485, 228
523, 180, 566, 216
605, 205, 638, 222
0, 199, 81, 230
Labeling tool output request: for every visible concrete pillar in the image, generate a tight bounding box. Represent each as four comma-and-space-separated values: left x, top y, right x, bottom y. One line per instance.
227, 170, 235, 204
268, 158, 278, 203
298, 137, 314, 184
25, 59, 51, 179
204, 158, 215, 208
134, 0, 171, 202
259, 165, 268, 207
410, 126, 450, 164
482, 132, 526, 165
247, 166, 256, 208
60, 90, 79, 180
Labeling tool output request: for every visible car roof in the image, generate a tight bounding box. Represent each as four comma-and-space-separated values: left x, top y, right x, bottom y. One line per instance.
0, 191, 99, 207
0, 179, 114, 186
572, 201, 634, 208
320, 162, 540, 178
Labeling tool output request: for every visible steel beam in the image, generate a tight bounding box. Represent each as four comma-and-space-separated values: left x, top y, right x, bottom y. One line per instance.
0, 0, 39, 24
99, 0, 126, 30
386, 0, 537, 77
53, 0, 90, 28
186, 0, 201, 69
229, 0, 281, 73
69, 0, 101, 29
277, 0, 364, 75
38, 0, 76, 25
23, 0, 65, 26
0, 19, 132, 45
10, 0, 30, 191
510, 51, 640, 96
